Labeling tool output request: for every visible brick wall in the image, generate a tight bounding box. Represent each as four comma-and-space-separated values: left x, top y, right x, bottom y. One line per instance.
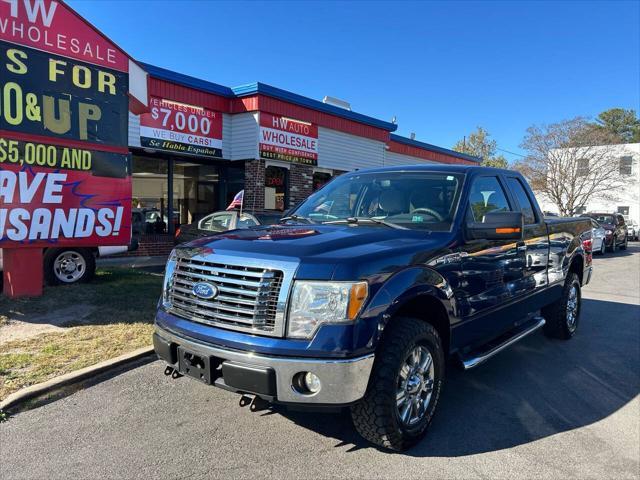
120, 234, 174, 257
244, 159, 265, 213
289, 163, 314, 208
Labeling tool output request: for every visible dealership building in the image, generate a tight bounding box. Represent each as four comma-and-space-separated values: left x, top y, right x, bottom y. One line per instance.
127, 63, 479, 253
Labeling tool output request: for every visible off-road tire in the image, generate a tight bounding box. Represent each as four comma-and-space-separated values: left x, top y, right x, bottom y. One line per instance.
350, 318, 444, 451
44, 248, 96, 286
542, 272, 581, 340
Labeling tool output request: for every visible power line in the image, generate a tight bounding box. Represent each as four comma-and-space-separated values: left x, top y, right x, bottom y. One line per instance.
496, 147, 526, 158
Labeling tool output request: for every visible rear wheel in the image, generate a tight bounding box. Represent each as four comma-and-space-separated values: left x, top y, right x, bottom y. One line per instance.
350, 318, 444, 451
44, 248, 96, 285
598, 240, 606, 255
542, 272, 581, 340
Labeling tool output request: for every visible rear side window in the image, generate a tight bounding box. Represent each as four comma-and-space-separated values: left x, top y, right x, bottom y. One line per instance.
468, 176, 511, 222
506, 177, 537, 224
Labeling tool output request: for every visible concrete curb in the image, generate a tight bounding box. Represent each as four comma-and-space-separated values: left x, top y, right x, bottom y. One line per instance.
0, 346, 155, 413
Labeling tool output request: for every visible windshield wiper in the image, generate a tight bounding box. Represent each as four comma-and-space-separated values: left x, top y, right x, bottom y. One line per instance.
279, 214, 315, 224
323, 217, 408, 230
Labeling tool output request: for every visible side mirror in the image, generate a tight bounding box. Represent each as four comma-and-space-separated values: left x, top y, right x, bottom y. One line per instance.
467, 211, 524, 240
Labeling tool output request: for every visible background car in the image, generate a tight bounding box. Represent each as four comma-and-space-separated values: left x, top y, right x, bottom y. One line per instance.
625, 218, 638, 241
175, 210, 282, 244
584, 212, 628, 252
589, 218, 607, 255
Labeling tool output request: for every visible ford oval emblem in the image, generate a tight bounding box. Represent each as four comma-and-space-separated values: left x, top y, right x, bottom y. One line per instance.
192, 282, 218, 300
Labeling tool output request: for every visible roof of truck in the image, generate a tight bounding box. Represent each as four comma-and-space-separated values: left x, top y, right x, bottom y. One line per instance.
347, 164, 517, 175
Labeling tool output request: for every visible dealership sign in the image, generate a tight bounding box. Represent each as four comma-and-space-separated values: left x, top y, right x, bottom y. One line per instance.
0, 0, 132, 247
140, 96, 223, 158
259, 113, 318, 165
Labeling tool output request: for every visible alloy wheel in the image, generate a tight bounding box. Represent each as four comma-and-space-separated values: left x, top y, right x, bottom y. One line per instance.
396, 345, 435, 427
566, 285, 579, 332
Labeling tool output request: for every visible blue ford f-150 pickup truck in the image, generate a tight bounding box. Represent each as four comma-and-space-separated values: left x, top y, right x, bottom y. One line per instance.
154, 165, 592, 451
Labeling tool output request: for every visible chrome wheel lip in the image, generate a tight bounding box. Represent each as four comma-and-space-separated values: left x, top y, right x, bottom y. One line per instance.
566, 284, 579, 331
396, 345, 435, 427
53, 251, 86, 283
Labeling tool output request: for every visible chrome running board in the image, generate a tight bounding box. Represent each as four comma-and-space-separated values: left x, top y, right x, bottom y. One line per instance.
460, 317, 546, 370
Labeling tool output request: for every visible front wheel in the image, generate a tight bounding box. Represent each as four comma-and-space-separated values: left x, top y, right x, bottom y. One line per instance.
350, 318, 445, 451
620, 236, 628, 250
542, 272, 581, 340
44, 248, 96, 285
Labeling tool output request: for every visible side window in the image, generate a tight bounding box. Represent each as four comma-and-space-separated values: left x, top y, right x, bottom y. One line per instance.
237, 215, 258, 229
468, 176, 511, 222
506, 177, 537, 224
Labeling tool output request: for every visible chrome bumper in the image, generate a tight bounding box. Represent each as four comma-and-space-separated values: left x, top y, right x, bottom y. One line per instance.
154, 326, 374, 405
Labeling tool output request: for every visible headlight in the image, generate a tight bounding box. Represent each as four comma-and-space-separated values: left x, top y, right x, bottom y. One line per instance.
605, 230, 612, 235
286, 281, 368, 339
162, 250, 178, 309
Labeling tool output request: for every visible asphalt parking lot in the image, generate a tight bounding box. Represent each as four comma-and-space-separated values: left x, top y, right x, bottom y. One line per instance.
2, 245, 639, 480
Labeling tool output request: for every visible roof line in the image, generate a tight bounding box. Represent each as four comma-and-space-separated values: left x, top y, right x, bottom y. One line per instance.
140, 63, 235, 98
390, 134, 481, 163
232, 82, 397, 131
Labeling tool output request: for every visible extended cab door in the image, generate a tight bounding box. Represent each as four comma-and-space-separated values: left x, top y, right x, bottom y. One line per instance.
503, 175, 550, 296
457, 174, 528, 345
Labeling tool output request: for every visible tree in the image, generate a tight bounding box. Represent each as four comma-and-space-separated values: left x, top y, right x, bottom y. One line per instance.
453, 127, 508, 168
592, 108, 640, 143
514, 117, 632, 216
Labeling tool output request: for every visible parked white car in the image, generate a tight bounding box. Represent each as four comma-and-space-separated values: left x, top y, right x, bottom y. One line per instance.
589, 218, 607, 255
0, 243, 135, 286
626, 219, 639, 241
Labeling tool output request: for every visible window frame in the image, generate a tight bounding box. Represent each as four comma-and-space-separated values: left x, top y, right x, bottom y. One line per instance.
504, 175, 539, 225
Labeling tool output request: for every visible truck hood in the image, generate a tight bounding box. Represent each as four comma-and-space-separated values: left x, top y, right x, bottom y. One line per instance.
180, 224, 452, 280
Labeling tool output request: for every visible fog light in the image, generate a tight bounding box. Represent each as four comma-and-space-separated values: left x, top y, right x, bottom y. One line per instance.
304, 372, 321, 393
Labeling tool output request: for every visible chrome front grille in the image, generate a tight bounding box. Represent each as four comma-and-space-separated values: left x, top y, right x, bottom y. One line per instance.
168, 255, 287, 336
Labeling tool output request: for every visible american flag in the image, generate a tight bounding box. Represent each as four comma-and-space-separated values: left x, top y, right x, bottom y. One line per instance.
226, 190, 244, 210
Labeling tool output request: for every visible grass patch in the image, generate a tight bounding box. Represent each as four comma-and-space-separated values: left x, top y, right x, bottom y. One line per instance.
0, 268, 163, 401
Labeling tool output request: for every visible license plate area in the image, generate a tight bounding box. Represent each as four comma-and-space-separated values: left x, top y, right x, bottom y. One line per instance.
177, 347, 220, 384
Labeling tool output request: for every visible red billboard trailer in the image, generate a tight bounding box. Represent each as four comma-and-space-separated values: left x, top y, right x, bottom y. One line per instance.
259, 112, 318, 165
0, 0, 135, 297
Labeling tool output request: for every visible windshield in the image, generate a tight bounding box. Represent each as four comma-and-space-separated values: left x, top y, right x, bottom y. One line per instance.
590, 214, 615, 224
291, 171, 464, 231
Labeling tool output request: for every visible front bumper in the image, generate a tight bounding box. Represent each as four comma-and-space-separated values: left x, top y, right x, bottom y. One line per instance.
154, 326, 374, 405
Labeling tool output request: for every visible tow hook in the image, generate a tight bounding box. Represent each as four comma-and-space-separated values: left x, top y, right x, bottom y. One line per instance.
249, 396, 270, 412
238, 394, 271, 412
164, 366, 183, 379
164, 366, 174, 376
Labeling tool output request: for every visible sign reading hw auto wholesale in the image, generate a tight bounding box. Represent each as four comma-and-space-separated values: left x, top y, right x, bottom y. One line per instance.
0, 0, 131, 248
140, 97, 223, 158
259, 113, 318, 165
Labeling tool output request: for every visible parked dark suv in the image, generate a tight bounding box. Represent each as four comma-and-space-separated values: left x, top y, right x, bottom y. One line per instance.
584, 212, 628, 252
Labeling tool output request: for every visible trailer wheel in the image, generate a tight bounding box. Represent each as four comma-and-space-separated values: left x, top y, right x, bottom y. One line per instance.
44, 248, 96, 285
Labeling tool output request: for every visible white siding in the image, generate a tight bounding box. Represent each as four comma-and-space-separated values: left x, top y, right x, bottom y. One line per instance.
384, 150, 436, 167
317, 127, 385, 171
128, 111, 141, 148
230, 112, 259, 160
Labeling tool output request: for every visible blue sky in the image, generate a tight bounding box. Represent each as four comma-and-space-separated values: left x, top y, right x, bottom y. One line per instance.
68, 0, 639, 161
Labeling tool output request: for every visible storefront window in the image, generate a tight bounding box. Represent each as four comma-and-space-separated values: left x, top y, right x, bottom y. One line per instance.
173, 161, 220, 226
132, 156, 169, 235
313, 171, 332, 191
265, 165, 288, 211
